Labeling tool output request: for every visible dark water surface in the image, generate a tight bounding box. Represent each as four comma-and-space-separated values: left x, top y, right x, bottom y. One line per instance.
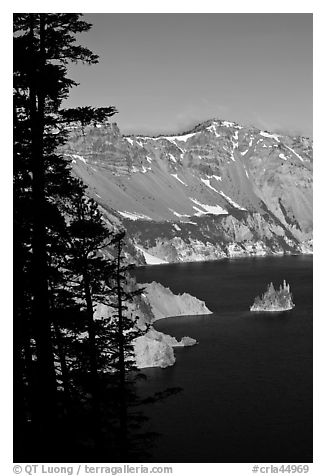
132, 256, 313, 463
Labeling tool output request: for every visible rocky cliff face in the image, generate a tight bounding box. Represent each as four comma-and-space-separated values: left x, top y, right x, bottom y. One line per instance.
141, 281, 212, 321
94, 280, 212, 369
63, 118, 313, 264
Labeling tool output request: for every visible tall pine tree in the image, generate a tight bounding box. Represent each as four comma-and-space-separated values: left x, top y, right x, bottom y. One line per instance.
14, 13, 180, 462
14, 13, 117, 457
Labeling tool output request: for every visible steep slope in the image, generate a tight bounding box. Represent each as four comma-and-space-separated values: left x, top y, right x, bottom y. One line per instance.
62, 118, 313, 263
94, 280, 212, 369
142, 281, 212, 321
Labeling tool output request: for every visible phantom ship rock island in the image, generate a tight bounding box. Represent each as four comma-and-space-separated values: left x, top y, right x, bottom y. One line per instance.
250, 280, 295, 312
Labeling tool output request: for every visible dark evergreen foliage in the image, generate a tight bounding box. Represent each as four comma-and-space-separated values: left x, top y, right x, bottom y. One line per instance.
13, 12, 115, 459
60, 106, 118, 128
14, 13, 178, 463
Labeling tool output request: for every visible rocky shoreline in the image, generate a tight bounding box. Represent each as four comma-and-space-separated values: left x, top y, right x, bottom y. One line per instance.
94, 280, 212, 369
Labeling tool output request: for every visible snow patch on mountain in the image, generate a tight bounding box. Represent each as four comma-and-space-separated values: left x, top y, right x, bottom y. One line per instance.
169, 209, 191, 218
231, 130, 239, 151
72, 154, 87, 164
141, 165, 151, 173
206, 123, 221, 137
222, 120, 237, 128
211, 174, 222, 181
218, 190, 247, 210
190, 198, 228, 215
118, 211, 152, 221
165, 132, 197, 142
284, 145, 304, 162
201, 178, 220, 193
260, 131, 280, 142
279, 153, 287, 161
171, 174, 187, 186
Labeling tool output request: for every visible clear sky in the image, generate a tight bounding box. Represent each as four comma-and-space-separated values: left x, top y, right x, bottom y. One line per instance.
64, 13, 312, 137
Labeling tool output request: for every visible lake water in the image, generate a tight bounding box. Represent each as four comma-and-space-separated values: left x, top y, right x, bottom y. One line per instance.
132, 256, 313, 463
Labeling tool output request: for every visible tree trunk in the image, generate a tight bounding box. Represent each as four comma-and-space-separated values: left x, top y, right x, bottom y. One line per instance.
52, 321, 71, 411
82, 265, 106, 456
83, 268, 98, 382
28, 13, 57, 441
116, 238, 128, 458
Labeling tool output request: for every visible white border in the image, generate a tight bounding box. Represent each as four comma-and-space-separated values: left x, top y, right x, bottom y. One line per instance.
3, 3, 323, 475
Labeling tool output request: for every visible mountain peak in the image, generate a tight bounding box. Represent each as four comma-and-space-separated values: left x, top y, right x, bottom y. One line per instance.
63, 112, 312, 267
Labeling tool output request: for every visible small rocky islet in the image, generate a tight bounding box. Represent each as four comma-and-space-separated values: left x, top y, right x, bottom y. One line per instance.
250, 280, 295, 312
